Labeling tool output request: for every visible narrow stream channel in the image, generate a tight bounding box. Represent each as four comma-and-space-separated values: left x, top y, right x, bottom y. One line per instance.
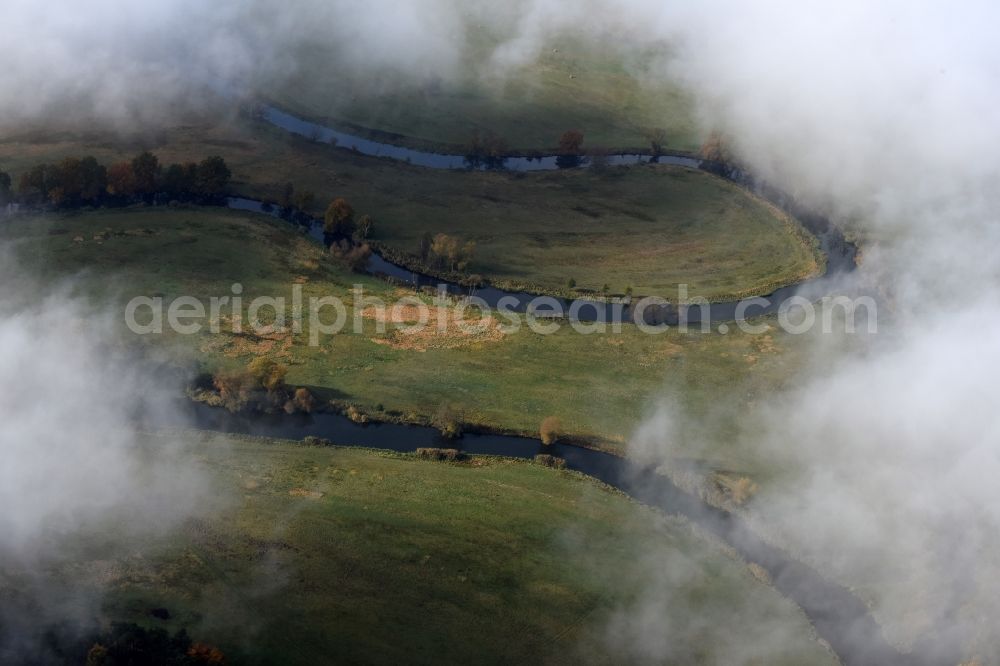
163, 399, 943, 666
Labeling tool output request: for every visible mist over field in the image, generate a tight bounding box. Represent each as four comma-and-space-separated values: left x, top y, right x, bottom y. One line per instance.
2, 0, 999, 662
0, 254, 214, 657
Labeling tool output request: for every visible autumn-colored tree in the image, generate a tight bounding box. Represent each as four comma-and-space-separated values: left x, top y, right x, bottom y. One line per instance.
188, 642, 227, 664
105, 161, 136, 199
700, 131, 733, 165
292, 387, 316, 413
540, 416, 562, 445
212, 370, 256, 412
195, 155, 231, 197
248, 357, 288, 393
131, 151, 160, 196
557, 129, 585, 155
324, 197, 355, 235
728, 476, 759, 506
428, 233, 475, 271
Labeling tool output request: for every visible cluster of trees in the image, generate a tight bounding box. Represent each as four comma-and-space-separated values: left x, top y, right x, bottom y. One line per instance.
323, 197, 374, 241
7, 152, 231, 208
418, 232, 476, 271
209, 358, 315, 415
322, 196, 376, 272
464, 130, 509, 167
278, 181, 316, 220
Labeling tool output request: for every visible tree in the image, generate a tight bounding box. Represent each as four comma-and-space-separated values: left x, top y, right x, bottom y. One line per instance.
0, 168, 11, 206
354, 214, 374, 241
700, 131, 733, 165
163, 162, 198, 199
18, 163, 56, 203
292, 387, 316, 413
557, 129, 585, 155
647, 127, 667, 156
51, 157, 84, 205
105, 161, 136, 199
248, 357, 288, 393
195, 155, 231, 198
292, 189, 315, 213
419, 231, 433, 262
556, 130, 585, 169
79, 156, 108, 203
567, 277, 576, 289
430, 233, 458, 270
428, 233, 475, 271
324, 197, 354, 235
280, 182, 295, 209
433, 404, 463, 439
130, 151, 160, 197
540, 416, 562, 445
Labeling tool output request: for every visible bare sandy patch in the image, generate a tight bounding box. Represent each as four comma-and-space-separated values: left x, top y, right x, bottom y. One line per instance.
362, 303, 507, 352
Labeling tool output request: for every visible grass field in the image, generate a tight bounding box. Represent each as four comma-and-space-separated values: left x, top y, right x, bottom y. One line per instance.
2, 207, 816, 467
260, 26, 701, 153
0, 110, 822, 302
0, 433, 836, 665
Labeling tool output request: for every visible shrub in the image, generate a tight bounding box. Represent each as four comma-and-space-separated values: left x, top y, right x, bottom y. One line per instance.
330, 239, 372, 272
346, 405, 369, 424
248, 357, 288, 392
212, 359, 289, 413
540, 416, 562, 445
293, 387, 316, 413
434, 404, 463, 439
534, 454, 567, 469
727, 476, 759, 506
416, 448, 462, 461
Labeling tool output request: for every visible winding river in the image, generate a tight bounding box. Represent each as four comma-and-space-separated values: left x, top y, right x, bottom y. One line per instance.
245, 103, 859, 327
163, 398, 944, 666
191, 107, 922, 663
